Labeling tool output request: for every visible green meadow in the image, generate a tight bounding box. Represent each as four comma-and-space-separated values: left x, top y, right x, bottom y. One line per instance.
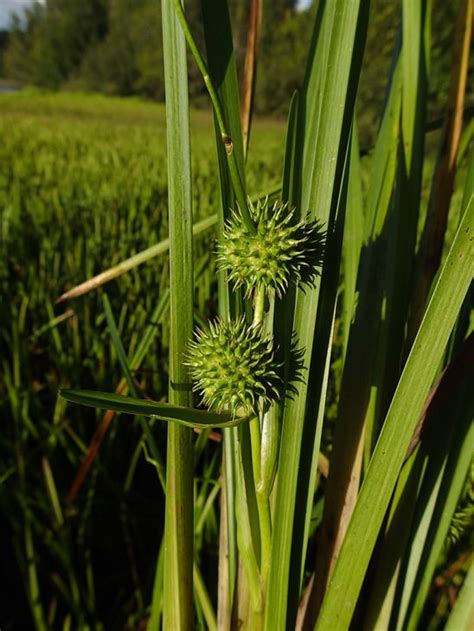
0, 73, 471, 630
0, 91, 286, 628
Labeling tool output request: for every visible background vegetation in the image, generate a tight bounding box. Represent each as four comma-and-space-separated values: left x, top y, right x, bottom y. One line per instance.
0, 0, 472, 629
0, 0, 469, 120
0, 90, 285, 630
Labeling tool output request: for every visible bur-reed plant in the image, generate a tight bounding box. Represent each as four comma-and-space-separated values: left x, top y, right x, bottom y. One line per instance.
23, 0, 474, 629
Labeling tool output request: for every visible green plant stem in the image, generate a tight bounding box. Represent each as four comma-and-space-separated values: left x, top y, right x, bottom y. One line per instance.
249, 415, 272, 584
445, 560, 474, 631
171, 0, 255, 234
253, 284, 266, 327
235, 441, 262, 612
161, 0, 194, 628
315, 194, 473, 630
249, 417, 262, 484
250, 283, 273, 590
258, 406, 279, 497
194, 562, 218, 631
256, 482, 272, 588
258, 294, 279, 500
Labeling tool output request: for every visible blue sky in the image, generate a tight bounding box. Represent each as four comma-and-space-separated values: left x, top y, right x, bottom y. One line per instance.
0, 0, 312, 31
0, 0, 33, 29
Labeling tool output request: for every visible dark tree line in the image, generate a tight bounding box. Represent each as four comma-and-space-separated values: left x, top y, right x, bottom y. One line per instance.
0, 0, 465, 119
0, 0, 312, 113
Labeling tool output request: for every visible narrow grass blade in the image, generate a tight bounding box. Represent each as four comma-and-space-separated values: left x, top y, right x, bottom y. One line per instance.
202, 0, 248, 315
360, 55, 403, 465
176, 0, 252, 230
444, 561, 474, 631
234, 428, 262, 612
298, 136, 352, 627
401, 376, 474, 629
362, 449, 425, 631
299, 0, 336, 213
241, 0, 262, 158
217, 460, 232, 631
56, 215, 217, 303
24, 516, 47, 631
281, 90, 300, 206
101, 293, 167, 489
31, 309, 75, 339
161, 0, 194, 627
149, 540, 165, 630
314, 51, 402, 604
42, 457, 64, 527
363, 52, 401, 238
371, 0, 428, 451
194, 562, 218, 631
364, 334, 474, 629
102, 294, 137, 396
396, 0, 428, 361
402, 0, 424, 172
265, 3, 371, 629
67, 290, 169, 501
409, 0, 472, 337
201, 0, 246, 216
201, 3, 249, 622
341, 120, 363, 357
316, 192, 473, 630
60, 390, 251, 428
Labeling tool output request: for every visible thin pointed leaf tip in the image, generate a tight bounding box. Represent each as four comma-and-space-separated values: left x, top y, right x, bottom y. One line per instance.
186, 317, 281, 416
217, 198, 326, 298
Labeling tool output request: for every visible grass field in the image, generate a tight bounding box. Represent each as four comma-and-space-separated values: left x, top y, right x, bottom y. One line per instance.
0, 89, 286, 404
0, 90, 287, 629
0, 88, 471, 630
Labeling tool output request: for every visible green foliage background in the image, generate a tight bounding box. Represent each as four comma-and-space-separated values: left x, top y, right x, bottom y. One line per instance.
0, 91, 285, 628
0, 1, 472, 628
0, 0, 468, 117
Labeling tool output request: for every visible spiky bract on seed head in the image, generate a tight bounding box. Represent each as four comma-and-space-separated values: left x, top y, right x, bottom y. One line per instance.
217, 198, 325, 298
186, 317, 281, 416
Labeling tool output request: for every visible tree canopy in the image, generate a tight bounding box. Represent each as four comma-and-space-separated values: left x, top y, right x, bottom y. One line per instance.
0, 0, 464, 121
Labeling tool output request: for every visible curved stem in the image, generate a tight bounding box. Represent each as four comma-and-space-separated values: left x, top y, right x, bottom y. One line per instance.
172, 0, 256, 234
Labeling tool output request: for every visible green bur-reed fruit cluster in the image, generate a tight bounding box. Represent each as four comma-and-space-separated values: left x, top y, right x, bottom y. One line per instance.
186, 317, 281, 416
188, 199, 325, 415
218, 198, 326, 298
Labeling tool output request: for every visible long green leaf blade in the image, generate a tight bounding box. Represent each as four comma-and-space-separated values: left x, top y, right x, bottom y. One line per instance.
200, 4, 250, 625
445, 561, 474, 631
316, 191, 473, 630
102, 294, 137, 396
402, 369, 474, 630
161, 0, 194, 627
60, 389, 249, 428
402, 0, 423, 171
265, 3, 370, 629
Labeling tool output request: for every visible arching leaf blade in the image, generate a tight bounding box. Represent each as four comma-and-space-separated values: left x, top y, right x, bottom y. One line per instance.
60, 389, 249, 428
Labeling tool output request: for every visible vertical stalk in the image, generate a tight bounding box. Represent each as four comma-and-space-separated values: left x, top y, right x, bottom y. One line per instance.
172, 0, 254, 233
200, 2, 250, 625
252, 284, 272, 586
161, 0, 194, 629
241, 0, 263, 157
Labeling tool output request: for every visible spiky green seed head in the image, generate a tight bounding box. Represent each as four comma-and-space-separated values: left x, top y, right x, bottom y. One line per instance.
218, 198, 325, 298
186, 317, 281, 416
